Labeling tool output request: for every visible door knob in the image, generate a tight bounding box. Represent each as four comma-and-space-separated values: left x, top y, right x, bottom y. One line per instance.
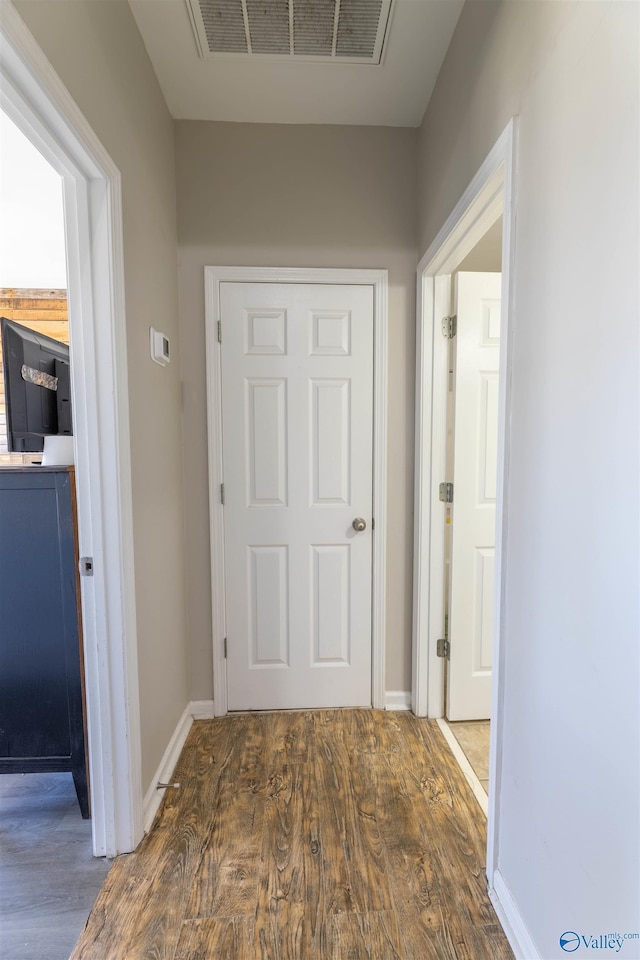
352, 518, 367, 532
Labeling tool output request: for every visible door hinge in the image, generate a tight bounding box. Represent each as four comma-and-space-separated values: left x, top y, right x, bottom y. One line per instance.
437, 637, 450, 659
223, 637, 228, 659
217, 320, 222, 343
442, 315, 457, 338
439, 482, 453, 503
220, 482, 225, 504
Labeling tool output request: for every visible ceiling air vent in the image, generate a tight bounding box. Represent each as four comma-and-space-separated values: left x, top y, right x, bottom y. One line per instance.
186, 0, 394, 64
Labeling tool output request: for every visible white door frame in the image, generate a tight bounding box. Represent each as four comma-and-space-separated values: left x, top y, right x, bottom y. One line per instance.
1, 3, 143, 856
411, 119, 518, 880
205, 266, 388, 716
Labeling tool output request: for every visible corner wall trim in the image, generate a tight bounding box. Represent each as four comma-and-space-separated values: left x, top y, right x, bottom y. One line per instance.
384, 691, 412, 711
489, 870, 541, 960
142, 700, 216, 834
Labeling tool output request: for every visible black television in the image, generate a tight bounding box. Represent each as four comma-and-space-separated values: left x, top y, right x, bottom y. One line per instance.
1, 317, 73, 453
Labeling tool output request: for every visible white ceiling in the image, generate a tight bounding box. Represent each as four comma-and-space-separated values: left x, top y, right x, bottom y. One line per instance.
128, 0, 464, 126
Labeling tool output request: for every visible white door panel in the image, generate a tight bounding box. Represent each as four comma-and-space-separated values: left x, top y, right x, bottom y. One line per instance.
220, 282, 374, 710
447, 272, 501, 721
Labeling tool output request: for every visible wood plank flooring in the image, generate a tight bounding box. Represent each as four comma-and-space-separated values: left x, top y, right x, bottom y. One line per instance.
70, 710, 514, 960
0, 772, 110, 960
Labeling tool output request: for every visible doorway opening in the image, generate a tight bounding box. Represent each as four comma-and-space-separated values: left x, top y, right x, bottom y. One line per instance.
438, 220, 503, 810
0, 107, 112, 959
1, 5, 143, 860
411, 119, 517, 889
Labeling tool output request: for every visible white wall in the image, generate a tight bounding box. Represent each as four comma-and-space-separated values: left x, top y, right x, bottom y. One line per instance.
175, 121, 418, 701
419, 2, 639, 956
15, 0, 190, 793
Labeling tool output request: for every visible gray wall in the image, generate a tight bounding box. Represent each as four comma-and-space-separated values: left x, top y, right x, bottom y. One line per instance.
419, 1, 639, 953
15, 0, 190, 793
175, 121, 418, 700
456, 217, 502, 272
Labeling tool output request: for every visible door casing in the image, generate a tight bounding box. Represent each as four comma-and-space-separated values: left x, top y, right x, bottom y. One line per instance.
411, 118, 518, 885
205, 267, 388, 717
1, 3, 143, 856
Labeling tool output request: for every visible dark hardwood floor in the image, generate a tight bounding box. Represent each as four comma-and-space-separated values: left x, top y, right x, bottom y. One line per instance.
70, 710, 514, 959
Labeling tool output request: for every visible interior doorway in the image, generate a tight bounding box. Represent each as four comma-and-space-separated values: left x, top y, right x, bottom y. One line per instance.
445, 257, 503, 722
411, 119, 517, 891
436, 209, 503, 803
1, 5, 143, 858
0, 108, 111, 960
205, 266, 389, 717
439, 260, 503, 820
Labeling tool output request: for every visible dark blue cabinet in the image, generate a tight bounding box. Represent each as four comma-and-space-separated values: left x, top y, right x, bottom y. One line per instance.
0, 466, 89, 817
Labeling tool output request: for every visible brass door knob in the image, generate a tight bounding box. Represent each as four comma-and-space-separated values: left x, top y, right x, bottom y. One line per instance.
352, 518, 367, 532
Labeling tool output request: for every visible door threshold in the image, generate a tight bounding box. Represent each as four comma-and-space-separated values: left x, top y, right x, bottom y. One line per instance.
436, 718, 488, 816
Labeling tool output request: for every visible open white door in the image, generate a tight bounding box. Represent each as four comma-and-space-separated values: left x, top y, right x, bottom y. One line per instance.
220, 281, 374, 711
447, 272, 501, 721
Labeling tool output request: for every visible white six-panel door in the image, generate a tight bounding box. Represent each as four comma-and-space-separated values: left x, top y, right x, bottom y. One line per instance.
220, 282, 374, 710
447, 272, 502, 721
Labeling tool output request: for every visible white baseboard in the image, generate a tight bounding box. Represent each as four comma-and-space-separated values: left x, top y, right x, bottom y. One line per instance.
191, 699, 215, 719
489, 869, 540, 960
384, 690, 412, 711
142, 699, 216, 833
